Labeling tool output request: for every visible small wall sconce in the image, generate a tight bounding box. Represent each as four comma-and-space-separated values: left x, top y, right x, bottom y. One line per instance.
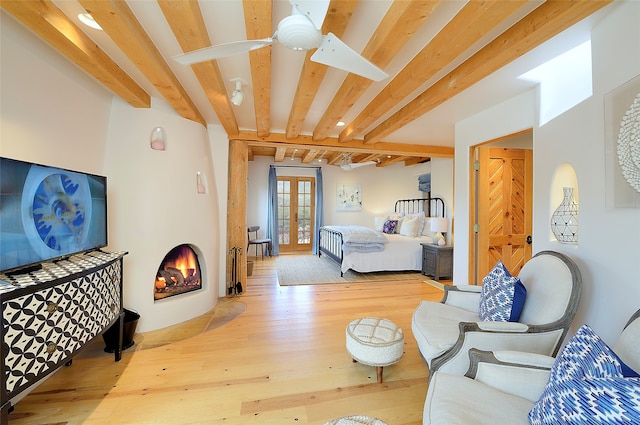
196, 172, 206, 194
430, 217, 449, 246
150, 127, 166, 151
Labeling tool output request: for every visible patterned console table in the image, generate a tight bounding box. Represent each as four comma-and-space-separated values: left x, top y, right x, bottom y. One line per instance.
0, 251, 127, 424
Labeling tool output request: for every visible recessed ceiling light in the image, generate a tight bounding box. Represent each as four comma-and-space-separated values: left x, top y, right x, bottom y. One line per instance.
336, 121, 345, 127
78, 13, 102, 30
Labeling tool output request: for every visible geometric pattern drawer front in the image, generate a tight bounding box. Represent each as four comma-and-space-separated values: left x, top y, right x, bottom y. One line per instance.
2, 261, 121, 396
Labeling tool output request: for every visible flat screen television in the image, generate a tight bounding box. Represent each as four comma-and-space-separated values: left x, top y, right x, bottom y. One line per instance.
0, 157, 107, 274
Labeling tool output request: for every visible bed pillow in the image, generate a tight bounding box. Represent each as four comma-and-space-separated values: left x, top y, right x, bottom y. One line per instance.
421, 217, 437, 239
382, 220, 398, 234
406, 212, 426, 234
394, 217, 405, 233
374, 215, 388, 232
400, 216, 422, 237
528, 324, 640, 424
478, 260, 527, 322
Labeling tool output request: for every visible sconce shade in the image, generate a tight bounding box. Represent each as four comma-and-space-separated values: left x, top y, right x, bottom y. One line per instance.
196, 172, 206, 194
150, 127, 166, 151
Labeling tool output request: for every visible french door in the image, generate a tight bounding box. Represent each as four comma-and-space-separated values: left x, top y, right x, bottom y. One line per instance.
277, 177, 315, 252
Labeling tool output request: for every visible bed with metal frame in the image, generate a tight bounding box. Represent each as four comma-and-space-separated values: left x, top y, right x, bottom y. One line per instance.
318, 197, 445, 276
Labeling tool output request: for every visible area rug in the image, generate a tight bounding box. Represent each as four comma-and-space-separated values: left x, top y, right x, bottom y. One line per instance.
276, 254, 425, 286
324, 416, 388, 425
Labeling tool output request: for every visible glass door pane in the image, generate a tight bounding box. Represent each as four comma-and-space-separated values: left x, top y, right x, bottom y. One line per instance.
297, 180, 312, 245
276, 177, 314, 252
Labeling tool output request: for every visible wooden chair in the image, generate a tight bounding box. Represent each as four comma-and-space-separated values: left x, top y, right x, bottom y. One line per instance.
412, 250, 582, 377
247, 226, 272, 260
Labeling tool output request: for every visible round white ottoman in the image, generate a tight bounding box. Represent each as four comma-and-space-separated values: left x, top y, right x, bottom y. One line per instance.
346, 317, 404, 383
324, 415, 388, 425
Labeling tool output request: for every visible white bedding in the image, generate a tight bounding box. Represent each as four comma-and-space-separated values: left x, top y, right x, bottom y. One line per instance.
341, 233, 434, 273
322, 225, 388, 254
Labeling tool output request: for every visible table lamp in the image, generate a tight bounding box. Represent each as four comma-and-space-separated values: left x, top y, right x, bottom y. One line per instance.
430, 217, 449, 246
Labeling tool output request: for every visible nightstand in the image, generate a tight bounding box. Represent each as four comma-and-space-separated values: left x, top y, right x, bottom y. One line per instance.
421, 243, 453, 281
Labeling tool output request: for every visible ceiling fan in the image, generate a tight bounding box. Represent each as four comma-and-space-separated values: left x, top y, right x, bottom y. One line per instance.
173, 0, 388, 82
340, 153, 378, 170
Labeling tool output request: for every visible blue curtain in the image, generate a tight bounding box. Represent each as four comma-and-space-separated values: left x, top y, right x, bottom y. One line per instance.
312, 167, 324, 254
267, 166, 279, 256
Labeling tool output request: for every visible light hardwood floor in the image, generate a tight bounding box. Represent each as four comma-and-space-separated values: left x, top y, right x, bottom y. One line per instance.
8, 256, 445, 425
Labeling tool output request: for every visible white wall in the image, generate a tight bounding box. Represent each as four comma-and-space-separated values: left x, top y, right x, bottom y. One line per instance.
0, 14, 112, 170
454, 1, 640, 344
104, 98, 219, 332
247, 156, 454, 243
1, 13, 221, 333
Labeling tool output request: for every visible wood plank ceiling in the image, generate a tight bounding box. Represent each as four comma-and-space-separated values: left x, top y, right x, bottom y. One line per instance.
1, 0, 612, 168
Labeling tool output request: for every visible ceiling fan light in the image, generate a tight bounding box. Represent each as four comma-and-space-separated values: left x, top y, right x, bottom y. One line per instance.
277, 14, 323, 50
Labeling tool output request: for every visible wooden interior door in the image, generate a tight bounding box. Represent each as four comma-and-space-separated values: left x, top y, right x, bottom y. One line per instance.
473, 146, 533, 284
277, 177, 315, 253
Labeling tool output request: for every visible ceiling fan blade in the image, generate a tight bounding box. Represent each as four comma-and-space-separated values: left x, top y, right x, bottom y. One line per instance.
174, 38, 273, 65
289, 0, 330, 30
349, 161, 376, 168
341, 161, 376, 170
311, 33, 388, 82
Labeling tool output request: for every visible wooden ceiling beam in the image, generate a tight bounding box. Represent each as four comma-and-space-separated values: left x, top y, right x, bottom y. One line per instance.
379, 156, 408, 167
312, 0, 441, 141
243, 0, 272, 137
302, 149, 320, 163
285, 0, 356, 139
404, 157, 430, 166
340, 0, 528, 143
327, 152, 344, 165
156, 0, 238, 134
79, 0, 206, 127
364, 0, 613, 144
359, 153, 380, 163
274, 147, 287, 162
1, 0, 150, 109
235, 130, 453, 157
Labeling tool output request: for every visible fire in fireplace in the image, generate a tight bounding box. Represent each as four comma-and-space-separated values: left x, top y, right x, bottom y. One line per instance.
154, 244, 202, 301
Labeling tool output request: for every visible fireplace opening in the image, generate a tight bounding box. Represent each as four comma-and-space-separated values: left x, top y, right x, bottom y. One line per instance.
154, 244, 202, 301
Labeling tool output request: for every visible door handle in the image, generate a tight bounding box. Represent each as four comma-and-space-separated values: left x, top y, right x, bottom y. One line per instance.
526, 235, 532, 244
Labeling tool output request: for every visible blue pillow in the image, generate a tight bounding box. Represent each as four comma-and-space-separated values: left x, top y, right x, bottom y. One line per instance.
478, 260, 527, 322
382, 220, 398, 234
529, 324, 640, 424
530, 377, 640, 424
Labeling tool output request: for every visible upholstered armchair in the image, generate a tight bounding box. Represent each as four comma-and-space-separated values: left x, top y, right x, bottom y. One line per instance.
423, 309, 640, 425
412, 250, 582, 377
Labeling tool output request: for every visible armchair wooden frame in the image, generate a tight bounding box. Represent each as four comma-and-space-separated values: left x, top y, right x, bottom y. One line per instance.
414, 250, 583, 378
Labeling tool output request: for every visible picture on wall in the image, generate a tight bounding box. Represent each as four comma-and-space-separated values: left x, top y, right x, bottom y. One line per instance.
604, 73, 640, 208
336, 184, 362, 211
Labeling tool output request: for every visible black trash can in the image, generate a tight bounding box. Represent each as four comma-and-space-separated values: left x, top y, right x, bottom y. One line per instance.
103, 309, 140, 353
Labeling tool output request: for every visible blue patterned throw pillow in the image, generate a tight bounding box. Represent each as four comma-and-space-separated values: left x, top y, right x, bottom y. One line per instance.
478, 260, 527, 322
382, 220, 398, 234
529, 324, 640, 424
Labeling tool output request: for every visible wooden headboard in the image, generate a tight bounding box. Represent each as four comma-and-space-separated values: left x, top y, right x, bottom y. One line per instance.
394, 198, 445, 217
